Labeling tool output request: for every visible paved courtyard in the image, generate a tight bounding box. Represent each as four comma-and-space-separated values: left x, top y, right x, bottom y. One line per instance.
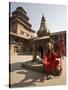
9, 55, 66, 88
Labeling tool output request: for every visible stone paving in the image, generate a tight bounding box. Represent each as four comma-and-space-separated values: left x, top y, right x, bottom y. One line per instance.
9, 55, 66, 88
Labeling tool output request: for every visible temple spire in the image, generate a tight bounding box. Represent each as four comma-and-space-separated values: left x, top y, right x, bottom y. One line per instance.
37, 14, 50, 37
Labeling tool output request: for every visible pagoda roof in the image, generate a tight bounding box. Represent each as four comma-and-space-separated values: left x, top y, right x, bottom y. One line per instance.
34, 36, 50, 41
10, 17, 35, 33
12, 7, 30, 23
16, 7, 27, 14
10, 16, 31, 28
10, 32, 28, 39
12, 10, 29, 21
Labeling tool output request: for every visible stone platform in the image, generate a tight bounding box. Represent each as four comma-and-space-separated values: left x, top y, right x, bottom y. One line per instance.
22, 59, 44, 72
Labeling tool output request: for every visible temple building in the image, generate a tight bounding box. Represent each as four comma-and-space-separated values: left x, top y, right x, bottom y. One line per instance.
9, 7, 35, 55
9, 7, 66, 56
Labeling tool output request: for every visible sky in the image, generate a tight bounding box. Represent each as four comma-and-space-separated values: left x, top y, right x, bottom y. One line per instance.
10, 2, 66, 33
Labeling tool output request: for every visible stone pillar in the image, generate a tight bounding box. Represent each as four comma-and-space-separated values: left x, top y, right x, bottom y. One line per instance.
18, 45, 21, 54
32, 41, 37, 62
10, 44, 17, 55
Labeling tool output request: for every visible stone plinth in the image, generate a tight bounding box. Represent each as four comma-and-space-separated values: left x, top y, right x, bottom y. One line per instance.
22, 60, 44, 72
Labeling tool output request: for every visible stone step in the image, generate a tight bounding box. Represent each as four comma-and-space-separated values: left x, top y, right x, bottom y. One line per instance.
21, 60, 44, 72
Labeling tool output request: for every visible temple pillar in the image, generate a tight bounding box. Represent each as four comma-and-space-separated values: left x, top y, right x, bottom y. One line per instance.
10, 44, 17, 55
32, 41, 37, 62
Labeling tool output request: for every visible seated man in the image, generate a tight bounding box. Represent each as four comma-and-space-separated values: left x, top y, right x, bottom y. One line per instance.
43, 50, 60, 73
40, 42, 61, 82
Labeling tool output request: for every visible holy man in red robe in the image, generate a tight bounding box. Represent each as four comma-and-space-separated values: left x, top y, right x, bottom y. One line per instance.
40, 42, 62, 82
43, 50, 60, 73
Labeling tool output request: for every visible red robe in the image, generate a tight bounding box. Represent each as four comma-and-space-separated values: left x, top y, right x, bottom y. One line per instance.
59, 40, 65, 55
57, 34, 65, 56
43, 52, 60, 73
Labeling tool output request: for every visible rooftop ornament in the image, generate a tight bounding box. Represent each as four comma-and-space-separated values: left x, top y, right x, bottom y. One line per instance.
37, 14, 50, 37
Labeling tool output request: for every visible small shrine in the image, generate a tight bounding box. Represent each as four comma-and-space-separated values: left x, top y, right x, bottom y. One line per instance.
32, 14, 51, 61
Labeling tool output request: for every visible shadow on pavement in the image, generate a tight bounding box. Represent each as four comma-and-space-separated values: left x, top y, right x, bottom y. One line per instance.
9, 62, 44, 88
9, 62, 23, 72
10, 68, 44, 88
